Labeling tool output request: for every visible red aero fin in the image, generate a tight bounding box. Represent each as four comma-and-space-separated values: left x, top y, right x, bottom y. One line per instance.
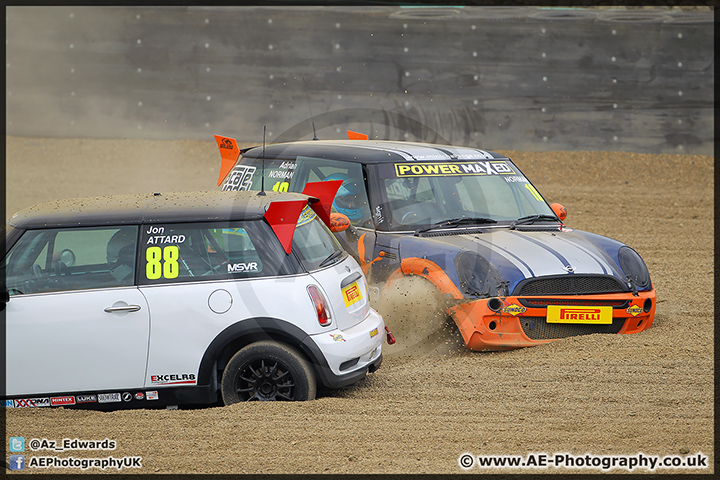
214, 135, 241, 186
347, 130, 369, 140
301, 180, 343, 227
264, 199, 308, 254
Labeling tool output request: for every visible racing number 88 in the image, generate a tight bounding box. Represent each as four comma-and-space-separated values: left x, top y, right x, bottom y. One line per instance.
146, 246, 179, 280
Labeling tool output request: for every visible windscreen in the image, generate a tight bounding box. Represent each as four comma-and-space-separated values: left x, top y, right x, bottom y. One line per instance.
371, 159, 557, 231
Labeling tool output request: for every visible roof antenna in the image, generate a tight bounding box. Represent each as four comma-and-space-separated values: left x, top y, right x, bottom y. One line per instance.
303, 77, 319, 140
257, 125, 267, 196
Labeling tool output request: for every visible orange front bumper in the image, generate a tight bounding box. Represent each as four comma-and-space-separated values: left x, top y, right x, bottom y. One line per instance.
447, 290, 657, 351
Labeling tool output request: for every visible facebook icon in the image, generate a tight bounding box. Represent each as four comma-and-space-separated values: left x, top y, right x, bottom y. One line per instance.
9, 455, 25, 470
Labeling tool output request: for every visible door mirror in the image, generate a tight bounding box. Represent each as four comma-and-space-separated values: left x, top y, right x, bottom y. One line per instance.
550, 203, 567, 222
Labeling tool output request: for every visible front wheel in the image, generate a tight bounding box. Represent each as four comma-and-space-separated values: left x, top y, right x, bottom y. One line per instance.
221, 341, 317, 403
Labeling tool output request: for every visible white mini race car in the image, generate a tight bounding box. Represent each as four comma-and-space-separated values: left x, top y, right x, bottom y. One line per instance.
2, 186, 385, 408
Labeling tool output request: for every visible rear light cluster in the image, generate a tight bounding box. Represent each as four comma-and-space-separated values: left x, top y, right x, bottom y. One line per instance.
307, 285, 332, 327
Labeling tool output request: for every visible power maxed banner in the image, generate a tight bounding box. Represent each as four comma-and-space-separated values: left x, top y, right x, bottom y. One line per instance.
394, 160, 515, 177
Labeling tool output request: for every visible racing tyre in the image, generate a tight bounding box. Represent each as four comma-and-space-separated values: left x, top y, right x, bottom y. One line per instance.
221, 341, 317, 403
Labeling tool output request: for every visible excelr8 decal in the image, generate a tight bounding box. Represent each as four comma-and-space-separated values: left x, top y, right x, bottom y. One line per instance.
394, 161, 515, 177
150, 373, 197, 385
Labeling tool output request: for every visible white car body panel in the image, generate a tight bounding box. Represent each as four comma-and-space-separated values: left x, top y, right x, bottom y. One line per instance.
140, 255, 378, 388
139, 275, 320, 387
6, 287, 150, 396
311, 307, 384, 377
310, 255, 370, 331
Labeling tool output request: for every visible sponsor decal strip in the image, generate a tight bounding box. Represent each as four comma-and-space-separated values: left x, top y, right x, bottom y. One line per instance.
222, 165, 257, 192
150, 373, 197, 385
6, 391, 158, 407
14, 398, 50, 408
547, 306, 613, 324
227, 262, 259, 273
97, 393, 122, 404
394, 161, 515, 177
502, 303, 527, 316
342, 282, 363, 307
76, 395, 97, 404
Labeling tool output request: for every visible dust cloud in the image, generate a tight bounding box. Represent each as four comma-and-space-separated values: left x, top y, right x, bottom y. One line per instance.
375, 275, 466, 357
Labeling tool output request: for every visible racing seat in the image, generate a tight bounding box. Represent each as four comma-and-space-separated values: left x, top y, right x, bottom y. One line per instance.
107, 229, 136, 285
177, 235, 215, 277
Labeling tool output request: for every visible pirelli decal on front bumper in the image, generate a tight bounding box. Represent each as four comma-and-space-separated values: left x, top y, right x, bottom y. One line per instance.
546, 306, 613, 324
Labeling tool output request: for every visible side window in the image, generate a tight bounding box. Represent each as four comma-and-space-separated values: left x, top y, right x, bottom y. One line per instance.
4, 226, 139, 295
294, 156, 372, 226
292, 206, 345, 271
208, 227, 264, 275
227, 155, 373, 227
138, 222, 290, 284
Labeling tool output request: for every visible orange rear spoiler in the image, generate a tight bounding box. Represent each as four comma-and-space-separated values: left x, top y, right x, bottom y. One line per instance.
214, 135, 241, 186
347, 130, 369, 140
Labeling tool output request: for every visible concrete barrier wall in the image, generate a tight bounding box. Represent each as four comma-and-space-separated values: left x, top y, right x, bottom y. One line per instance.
5, 6, 714, 154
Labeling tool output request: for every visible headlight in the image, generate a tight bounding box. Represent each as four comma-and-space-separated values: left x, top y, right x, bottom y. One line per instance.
454, 251, 504, 297
618, 246, 650, 289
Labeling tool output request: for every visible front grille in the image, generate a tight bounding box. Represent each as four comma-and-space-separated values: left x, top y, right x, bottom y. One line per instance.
520, 298, 630, 308
514, 275, 627, 296
519, 316, 625, 340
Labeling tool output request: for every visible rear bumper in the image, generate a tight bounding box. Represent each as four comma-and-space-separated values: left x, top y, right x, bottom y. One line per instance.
447, 289, 657, 351
305, 308, 385, 388
316, 353, 383, 389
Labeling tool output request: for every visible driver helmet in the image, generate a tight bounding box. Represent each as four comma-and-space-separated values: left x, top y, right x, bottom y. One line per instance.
324, 173, 365, 223
107, 227, 136, 264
